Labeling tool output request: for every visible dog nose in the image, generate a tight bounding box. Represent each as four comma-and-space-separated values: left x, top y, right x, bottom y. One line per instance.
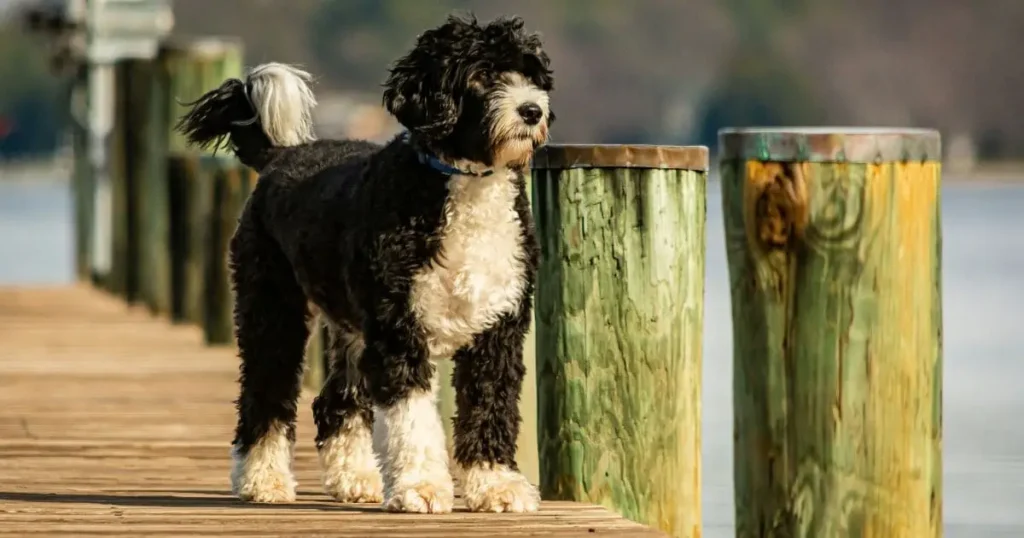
517, 102, 543, 125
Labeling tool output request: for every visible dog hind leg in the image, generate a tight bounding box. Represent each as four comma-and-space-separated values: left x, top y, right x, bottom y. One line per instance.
313, 324, 383, 503
228, 217, 308, 503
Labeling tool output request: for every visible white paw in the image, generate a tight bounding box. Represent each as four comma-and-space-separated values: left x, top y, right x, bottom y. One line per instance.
384, 482, 455, 514
463, 464, 540, 513
324, 470, 384, 503
230, 432, 297, 504
231, 466, 297, 503
318, 422, 384, 503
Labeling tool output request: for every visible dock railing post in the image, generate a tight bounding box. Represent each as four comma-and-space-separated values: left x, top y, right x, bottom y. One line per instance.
718, 127, 943, 537
532, 144, 708, 538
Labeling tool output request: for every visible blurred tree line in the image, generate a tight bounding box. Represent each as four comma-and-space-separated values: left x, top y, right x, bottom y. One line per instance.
0, 22, 68, 160
6, 0, 1024, 160
171, 0, 1024, 157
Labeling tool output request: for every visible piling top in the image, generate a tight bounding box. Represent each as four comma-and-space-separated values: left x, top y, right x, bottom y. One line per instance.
532, 144, 709, 171
718, 127, 942, 163
161, 35, 244, 59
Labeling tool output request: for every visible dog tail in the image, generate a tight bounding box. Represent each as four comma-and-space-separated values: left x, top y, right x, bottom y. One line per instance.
174, 62, 318, 171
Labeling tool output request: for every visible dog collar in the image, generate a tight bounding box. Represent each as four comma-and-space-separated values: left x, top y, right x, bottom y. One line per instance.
403, 132, 494, 177
417, 152, 494, 177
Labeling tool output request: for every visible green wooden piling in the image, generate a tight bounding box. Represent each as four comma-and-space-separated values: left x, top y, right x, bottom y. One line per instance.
718, 127, 943, 538
168, 153, 199, 322
533, 144, 707, 538
133, 56, 173, 316
184, 156, 213, 325
162, 38, 243, 325
107, 61, 133, 299
106, 57, 174, 313
70, 71, 94, 283
202, 159, 242, 345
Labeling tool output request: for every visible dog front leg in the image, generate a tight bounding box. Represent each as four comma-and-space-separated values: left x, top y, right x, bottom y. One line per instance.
452, 311, 541, 513
361, 336, 454, 514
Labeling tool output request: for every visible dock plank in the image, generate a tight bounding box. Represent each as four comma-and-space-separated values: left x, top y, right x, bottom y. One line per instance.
0, 286, 666, 537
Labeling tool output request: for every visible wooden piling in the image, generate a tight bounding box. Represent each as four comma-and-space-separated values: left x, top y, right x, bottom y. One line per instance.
70, 70, 94, 283
202, 159, 246, 345
107, 61, 134, 300
162, 38, 243, 325
105, 57, 175, 313
718, 127, 943, 538
167, 153, 199, 322
183, 156, 213, 325
532, 144, 707, 538
133, 57, 173, 316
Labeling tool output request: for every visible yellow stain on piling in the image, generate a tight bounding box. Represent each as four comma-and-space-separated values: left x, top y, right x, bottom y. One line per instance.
861, 161, 941, 537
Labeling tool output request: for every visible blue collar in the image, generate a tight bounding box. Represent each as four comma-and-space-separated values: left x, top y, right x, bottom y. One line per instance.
403, 132, 494, 177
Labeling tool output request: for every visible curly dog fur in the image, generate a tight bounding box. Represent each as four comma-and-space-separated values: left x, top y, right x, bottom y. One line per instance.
175, 14, 554, 514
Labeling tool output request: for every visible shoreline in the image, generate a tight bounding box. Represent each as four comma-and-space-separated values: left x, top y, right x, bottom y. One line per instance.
2, 158, 1022, 186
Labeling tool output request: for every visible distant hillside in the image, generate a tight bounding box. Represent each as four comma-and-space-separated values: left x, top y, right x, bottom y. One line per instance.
169, 0, 733, 144
2, 0, 1014, 156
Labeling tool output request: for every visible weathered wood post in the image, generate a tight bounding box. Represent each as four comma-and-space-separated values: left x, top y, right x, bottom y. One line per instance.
202, 159, 248, 345
163, 38, 242, 325
132, 56, 172, 316
107, 56, 173, 312
533, 144, 707, 538
719, 127, 943, 538
69, 70, 95, 283
107, 60, 134, 299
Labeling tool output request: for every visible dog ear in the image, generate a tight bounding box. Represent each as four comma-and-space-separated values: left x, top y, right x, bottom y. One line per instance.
382, 56, 461, 140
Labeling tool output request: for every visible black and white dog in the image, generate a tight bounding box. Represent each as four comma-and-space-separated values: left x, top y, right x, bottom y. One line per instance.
175, 15, 554, 513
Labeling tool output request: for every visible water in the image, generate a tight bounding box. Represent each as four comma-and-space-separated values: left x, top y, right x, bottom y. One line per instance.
1, 177, 1021, 536
0, 180, 74, 284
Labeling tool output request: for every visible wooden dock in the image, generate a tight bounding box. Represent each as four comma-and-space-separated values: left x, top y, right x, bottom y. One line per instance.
0, 285, 665, 537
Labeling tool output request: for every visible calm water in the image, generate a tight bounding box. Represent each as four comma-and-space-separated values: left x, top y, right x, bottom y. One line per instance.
1, 178, 1021, 536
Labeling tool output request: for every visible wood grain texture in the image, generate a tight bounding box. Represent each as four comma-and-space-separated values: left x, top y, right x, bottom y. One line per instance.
721, 159, 943, 537
533, 166, 705, 538
0, 286, 667, 538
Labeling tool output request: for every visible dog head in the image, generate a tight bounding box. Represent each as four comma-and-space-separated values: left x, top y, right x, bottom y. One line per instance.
383, 14, 555, 171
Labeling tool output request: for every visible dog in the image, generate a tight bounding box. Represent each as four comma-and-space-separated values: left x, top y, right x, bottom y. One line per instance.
174, 14, 554, 514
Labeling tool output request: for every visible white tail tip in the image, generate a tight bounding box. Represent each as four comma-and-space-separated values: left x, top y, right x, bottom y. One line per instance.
246, 62, 318, 147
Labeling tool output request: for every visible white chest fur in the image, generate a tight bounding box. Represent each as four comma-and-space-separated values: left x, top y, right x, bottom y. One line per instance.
410, 171, 528, 360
